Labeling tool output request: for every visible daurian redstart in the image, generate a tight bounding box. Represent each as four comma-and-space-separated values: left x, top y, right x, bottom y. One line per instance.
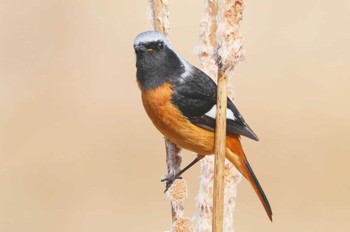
133, 31, 272, 221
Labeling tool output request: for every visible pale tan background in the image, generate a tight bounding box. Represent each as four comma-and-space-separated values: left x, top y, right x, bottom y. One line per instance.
1, 0, 349, 231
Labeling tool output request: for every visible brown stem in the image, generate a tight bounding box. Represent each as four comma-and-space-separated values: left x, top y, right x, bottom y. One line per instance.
212, 70, 228, 232
164, 137, 182, 222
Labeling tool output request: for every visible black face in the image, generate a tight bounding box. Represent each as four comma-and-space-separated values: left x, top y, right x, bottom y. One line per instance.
134, 40, 183, 90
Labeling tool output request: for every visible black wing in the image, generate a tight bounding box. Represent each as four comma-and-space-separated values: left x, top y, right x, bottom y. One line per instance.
172, 66, 259, 141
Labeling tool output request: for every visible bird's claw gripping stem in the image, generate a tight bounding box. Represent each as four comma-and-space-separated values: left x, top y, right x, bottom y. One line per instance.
161, 174, 182, 193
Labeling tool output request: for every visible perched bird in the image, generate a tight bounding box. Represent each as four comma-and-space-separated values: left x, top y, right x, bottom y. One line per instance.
133, 30, 272, 221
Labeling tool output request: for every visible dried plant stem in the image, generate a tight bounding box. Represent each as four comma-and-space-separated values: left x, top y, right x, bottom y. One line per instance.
194, 0, 220, 231
147, 1, 190, 231
212, 70, 228, 232
148, 0, 170, 36
195, 0, 246, 231
164, 137, 184, 222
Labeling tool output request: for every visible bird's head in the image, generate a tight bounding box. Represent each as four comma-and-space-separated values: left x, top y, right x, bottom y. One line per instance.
133, 31, 185, 89
133, 31, 169, 55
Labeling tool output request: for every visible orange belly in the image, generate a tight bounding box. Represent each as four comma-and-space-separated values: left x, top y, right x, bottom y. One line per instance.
141, 82, 243, 156
141, 83, 214, 154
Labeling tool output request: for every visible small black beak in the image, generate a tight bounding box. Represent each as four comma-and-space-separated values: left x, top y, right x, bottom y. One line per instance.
134, 44, 146, 53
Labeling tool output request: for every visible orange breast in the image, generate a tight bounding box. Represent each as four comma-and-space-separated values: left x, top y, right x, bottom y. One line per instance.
141, 83, 215, 155
141, 83, 242, 155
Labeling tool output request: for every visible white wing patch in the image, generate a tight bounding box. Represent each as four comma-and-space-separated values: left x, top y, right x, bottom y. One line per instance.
178, 59, 193, 83
205, 105, 236, 121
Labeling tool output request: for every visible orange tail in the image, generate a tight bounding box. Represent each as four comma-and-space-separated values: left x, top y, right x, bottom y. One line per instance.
226, 136, 273, 221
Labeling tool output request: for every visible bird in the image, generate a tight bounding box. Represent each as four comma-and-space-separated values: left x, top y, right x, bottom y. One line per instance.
133, 30, 272, 221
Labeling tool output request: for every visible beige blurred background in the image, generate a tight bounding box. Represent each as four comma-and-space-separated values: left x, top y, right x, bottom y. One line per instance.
1, 0, 350, 231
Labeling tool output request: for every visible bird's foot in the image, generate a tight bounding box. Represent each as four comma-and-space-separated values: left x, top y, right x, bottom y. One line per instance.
161, 174, 182, 193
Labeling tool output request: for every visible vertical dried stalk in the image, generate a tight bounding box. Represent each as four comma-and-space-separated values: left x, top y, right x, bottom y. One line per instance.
148, 0, 170, 35
212, 70, 228, 232
147, 1, 190, 231
215, 0, 245, 74
195, 0, 246, 231
164, 138, 183, 221
194, 1, 219, 231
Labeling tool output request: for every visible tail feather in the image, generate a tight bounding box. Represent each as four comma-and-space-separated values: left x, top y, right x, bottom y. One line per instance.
244, 158, 273, 221
226, 148, 273, 221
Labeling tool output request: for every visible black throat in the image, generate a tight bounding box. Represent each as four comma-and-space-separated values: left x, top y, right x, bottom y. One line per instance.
136, 47, 184, 90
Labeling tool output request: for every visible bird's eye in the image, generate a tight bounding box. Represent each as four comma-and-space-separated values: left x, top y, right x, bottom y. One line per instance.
157, 42, 164, 50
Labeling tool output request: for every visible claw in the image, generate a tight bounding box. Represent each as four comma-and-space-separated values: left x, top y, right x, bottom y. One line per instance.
161, 174, 182, 192
161, 175, 182, 182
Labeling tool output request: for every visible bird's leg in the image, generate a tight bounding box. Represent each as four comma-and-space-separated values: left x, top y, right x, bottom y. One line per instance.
162, 154, 205, 192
